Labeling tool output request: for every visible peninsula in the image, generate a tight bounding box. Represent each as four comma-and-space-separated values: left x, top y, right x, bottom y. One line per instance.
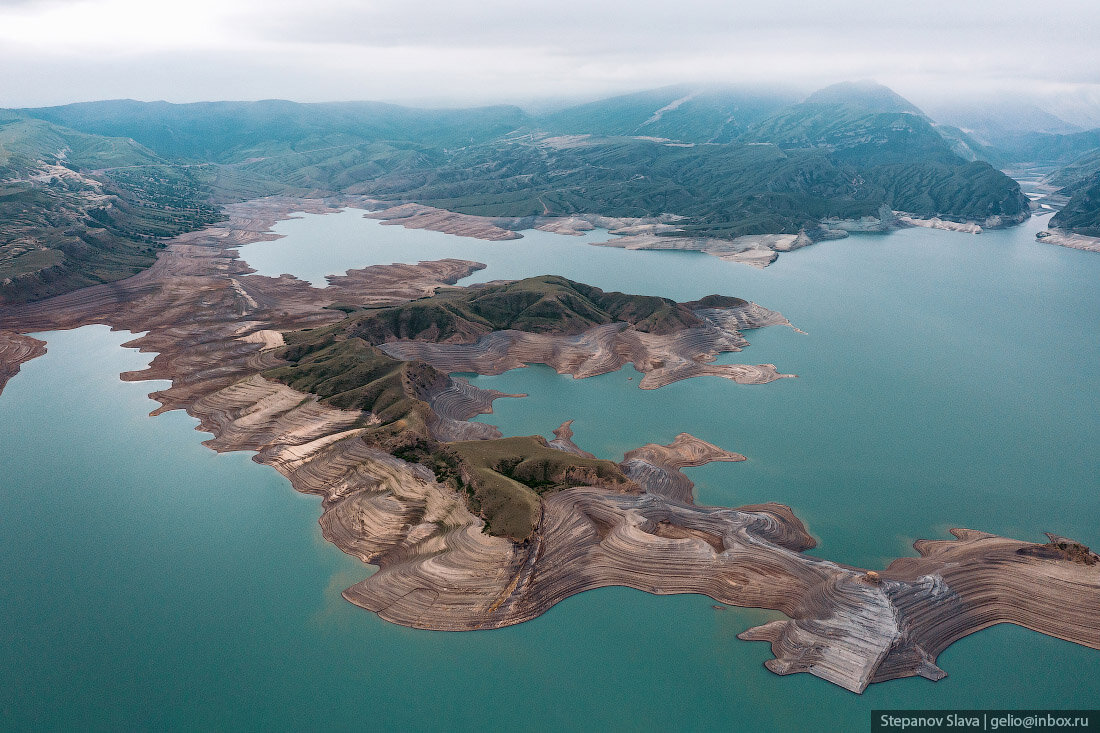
0, 198, 1096, 694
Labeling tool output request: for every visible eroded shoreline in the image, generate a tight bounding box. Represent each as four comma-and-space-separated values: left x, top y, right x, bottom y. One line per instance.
0, 196, 1096, 694
0, 330, 46, 397
359, 200, 1014, 268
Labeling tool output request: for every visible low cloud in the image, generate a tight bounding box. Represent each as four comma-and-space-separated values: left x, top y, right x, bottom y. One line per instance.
1, 0, 1097, 109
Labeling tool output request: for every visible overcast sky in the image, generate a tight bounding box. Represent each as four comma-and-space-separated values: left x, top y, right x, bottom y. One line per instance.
2, 0, 1098, 112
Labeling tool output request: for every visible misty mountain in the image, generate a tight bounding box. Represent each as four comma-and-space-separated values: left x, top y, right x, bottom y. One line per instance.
1050, 172, 1100, 236
996, 127, 1100, 167
21, 99, 530, 162
534, 85, 795, 143
926, 100, 1082, 147
801, 80, 925, 115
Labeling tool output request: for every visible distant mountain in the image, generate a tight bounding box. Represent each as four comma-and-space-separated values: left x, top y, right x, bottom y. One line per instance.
743, 85, 951, 166
534, 85, 795, 143
1047, 148, 1100, 188
1025, 130, 1100, 234
359, 82, 1026, 237
997, 127, 1100, 167
741, 81, 1011, 165
926, 100, 1082, 148
1041, 92, 1100, 131
930, 123, 1008, 166
22, 99, 530, 163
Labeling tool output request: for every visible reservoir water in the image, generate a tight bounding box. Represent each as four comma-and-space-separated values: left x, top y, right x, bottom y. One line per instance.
3, 209, 1098, 729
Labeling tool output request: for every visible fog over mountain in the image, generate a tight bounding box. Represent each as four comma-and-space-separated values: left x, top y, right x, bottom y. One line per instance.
1, 0, 1098, 113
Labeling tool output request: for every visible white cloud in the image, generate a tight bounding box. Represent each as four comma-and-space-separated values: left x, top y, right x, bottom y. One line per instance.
0, 0, 1097, 108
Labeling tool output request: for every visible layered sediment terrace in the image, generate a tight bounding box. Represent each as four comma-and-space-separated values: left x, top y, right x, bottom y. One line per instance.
0, 197, 1096, 694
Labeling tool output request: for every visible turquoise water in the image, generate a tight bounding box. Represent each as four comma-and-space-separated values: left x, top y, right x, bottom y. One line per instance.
2, 208, 1098, 730
237, 209, 616, 288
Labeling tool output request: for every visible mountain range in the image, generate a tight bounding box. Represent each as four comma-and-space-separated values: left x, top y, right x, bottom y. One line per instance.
2, 80, 1097, 304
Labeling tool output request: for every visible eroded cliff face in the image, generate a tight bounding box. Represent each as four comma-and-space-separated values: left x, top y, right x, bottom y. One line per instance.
0, 196, 1095, 695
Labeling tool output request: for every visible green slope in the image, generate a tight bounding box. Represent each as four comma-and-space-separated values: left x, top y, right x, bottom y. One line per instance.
0, 116, 222, 304
284, 275, 709, 349
1050, 172, 1100, 236
263, 288, 650, 542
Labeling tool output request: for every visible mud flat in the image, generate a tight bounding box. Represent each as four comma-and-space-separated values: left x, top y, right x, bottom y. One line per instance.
1037, 228, 1100, 254
0, 195, 1097, 695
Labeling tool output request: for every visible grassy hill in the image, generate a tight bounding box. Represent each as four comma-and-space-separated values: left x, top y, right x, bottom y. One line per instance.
0, 115, 222, 304
263, 280, 662, 542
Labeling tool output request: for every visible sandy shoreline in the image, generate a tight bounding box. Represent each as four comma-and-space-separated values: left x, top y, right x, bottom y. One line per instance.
0, 195, 1096, 694
1036, 228, 1100, 254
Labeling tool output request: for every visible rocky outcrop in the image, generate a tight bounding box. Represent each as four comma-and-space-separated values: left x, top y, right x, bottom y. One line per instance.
620, 432, 745, 503
547, 420, 596, 458
741, 528, 1100, 691
424, 377, 521, 442
896, 215, 983, 234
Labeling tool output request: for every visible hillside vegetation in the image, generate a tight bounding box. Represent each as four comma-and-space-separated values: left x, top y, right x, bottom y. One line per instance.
286, 275, 710, 348
0, 115, 222, 303
357, 82, 1027, 234
1050, 172, 1100, 235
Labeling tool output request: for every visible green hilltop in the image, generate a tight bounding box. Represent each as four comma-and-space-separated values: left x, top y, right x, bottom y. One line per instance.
1050, 172, 1100, 235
